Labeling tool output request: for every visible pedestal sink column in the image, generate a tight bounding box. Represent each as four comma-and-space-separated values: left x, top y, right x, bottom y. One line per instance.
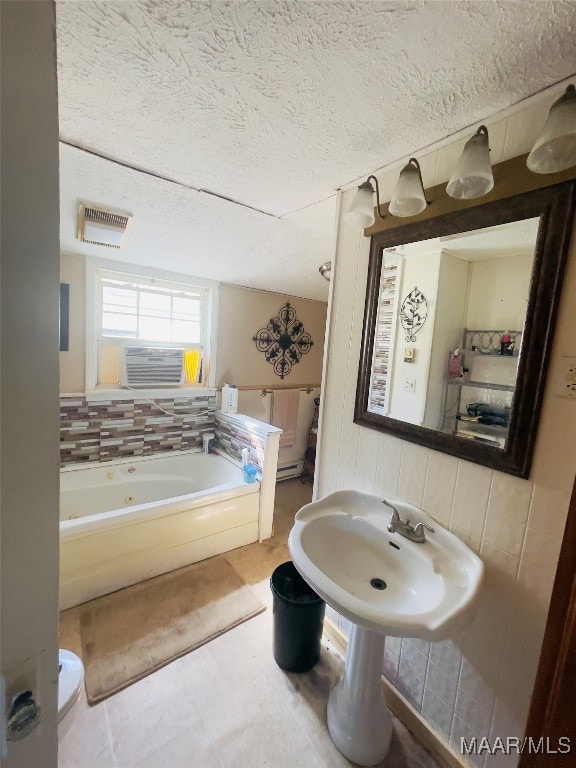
327, 623, 392, 766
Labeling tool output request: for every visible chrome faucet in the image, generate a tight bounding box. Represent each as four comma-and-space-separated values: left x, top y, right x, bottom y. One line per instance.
383, 500, 434, 543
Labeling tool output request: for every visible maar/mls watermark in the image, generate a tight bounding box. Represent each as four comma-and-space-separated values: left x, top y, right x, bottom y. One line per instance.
461, 736, 571, 756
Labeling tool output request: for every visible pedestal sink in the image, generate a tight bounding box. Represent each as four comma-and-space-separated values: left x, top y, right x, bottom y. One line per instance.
288, 490, 483, 766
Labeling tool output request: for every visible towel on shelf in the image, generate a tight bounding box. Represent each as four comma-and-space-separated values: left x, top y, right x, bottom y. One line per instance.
270, 389, 300, 448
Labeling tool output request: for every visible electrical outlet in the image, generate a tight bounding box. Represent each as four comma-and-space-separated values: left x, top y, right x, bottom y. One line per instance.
402, 378, 416, 393
557, 357, 576, 398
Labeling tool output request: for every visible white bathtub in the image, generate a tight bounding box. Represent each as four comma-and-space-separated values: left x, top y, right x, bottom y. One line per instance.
59, 452, 260, 609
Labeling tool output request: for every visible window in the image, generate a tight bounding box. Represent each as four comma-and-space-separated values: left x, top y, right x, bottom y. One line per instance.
87, 263, 218, 390
98, 273, 206, 344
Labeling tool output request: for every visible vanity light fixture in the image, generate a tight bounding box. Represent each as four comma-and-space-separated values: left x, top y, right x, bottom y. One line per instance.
344, 175, 386, 228
446, 126, 494, 200
388, 158, 428, 217
346, 87, 575, 232
527, 84, 576, 174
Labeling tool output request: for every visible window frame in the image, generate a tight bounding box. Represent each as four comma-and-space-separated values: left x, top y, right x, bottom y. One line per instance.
86, 257, 219, 392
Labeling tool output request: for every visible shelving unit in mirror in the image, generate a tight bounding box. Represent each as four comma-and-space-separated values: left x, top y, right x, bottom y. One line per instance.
443, 329, 522, 447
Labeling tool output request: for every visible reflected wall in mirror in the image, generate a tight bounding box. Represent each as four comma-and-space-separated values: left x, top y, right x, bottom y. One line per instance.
355, 182, 576, 478
369, 218, 538, 442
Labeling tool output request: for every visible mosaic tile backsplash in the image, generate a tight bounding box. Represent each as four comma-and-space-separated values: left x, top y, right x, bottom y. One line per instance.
60, 395, 216, 465
215, 413, 265, 473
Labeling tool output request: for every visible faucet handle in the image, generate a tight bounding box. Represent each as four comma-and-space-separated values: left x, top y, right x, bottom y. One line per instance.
414, 522, 435, 535
382, 499, 400, 520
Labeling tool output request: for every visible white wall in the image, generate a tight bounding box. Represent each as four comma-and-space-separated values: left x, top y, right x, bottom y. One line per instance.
389, 250, 441, 425
317, 87, 576, 767
424, 252, 470, 430
1, 2, 61, 765
466, 253, 533, 330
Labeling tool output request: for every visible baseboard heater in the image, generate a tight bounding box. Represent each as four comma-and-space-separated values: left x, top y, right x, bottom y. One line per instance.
276, 460, 304, 481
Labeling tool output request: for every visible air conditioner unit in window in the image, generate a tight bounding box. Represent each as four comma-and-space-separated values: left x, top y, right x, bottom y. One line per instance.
120, 346, 185, 387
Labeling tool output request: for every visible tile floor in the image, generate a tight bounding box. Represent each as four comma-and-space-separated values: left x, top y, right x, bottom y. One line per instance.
59, 479, 441, 768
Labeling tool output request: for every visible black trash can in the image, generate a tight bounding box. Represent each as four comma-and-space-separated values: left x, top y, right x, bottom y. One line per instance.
270, 561, 325, 673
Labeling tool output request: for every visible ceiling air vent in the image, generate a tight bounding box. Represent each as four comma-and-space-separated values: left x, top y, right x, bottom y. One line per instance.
78, 203, 132, 249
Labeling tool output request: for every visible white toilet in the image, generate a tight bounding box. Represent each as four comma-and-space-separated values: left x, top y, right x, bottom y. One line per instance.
58, 649, 84, 740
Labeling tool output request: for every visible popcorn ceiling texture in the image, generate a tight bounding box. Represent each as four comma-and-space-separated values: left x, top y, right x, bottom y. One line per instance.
55, 1, 576, 299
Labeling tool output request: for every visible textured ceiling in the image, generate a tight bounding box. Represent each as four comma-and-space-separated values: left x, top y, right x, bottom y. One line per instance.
59, 142, 334, 298
56, 0, 576, 300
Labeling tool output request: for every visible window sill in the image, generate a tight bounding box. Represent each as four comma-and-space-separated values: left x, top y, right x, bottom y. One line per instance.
82, 387, 216, 402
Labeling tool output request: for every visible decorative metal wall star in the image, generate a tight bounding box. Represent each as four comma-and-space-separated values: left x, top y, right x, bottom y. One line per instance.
252, 303, 313, 379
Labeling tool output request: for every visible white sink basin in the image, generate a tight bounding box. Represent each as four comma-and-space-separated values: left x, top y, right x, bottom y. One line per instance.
288, 490, 483, 641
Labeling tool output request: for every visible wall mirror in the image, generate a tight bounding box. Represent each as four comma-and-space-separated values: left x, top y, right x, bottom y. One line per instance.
355, 181, 575, 478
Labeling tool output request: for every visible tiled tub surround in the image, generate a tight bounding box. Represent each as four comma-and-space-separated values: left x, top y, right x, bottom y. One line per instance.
215, 410, 269, 472
317, 95, 576, 767
216, 410, 282, 539
60, 393, 216, 465
59, 405, 281, 609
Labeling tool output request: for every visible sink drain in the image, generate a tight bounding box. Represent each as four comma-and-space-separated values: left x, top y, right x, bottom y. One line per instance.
370, 578, 387, 590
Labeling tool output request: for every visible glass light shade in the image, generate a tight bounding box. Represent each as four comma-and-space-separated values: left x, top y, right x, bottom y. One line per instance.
527, 85, 576, 174
344, 181, 376, 228
446, 127, 494, 199
388, 159, 427, 217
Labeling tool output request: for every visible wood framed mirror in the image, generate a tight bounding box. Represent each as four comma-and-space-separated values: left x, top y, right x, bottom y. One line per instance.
354, 180, 576, 478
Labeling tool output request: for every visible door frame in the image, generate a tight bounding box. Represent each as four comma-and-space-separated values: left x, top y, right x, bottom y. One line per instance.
520, 472, 576, 766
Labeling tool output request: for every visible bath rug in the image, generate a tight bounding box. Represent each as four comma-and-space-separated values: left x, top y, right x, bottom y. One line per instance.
73, 557, 265, 704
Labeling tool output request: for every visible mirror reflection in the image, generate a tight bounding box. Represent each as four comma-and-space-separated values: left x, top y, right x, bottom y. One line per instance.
366, 217, 540, 449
